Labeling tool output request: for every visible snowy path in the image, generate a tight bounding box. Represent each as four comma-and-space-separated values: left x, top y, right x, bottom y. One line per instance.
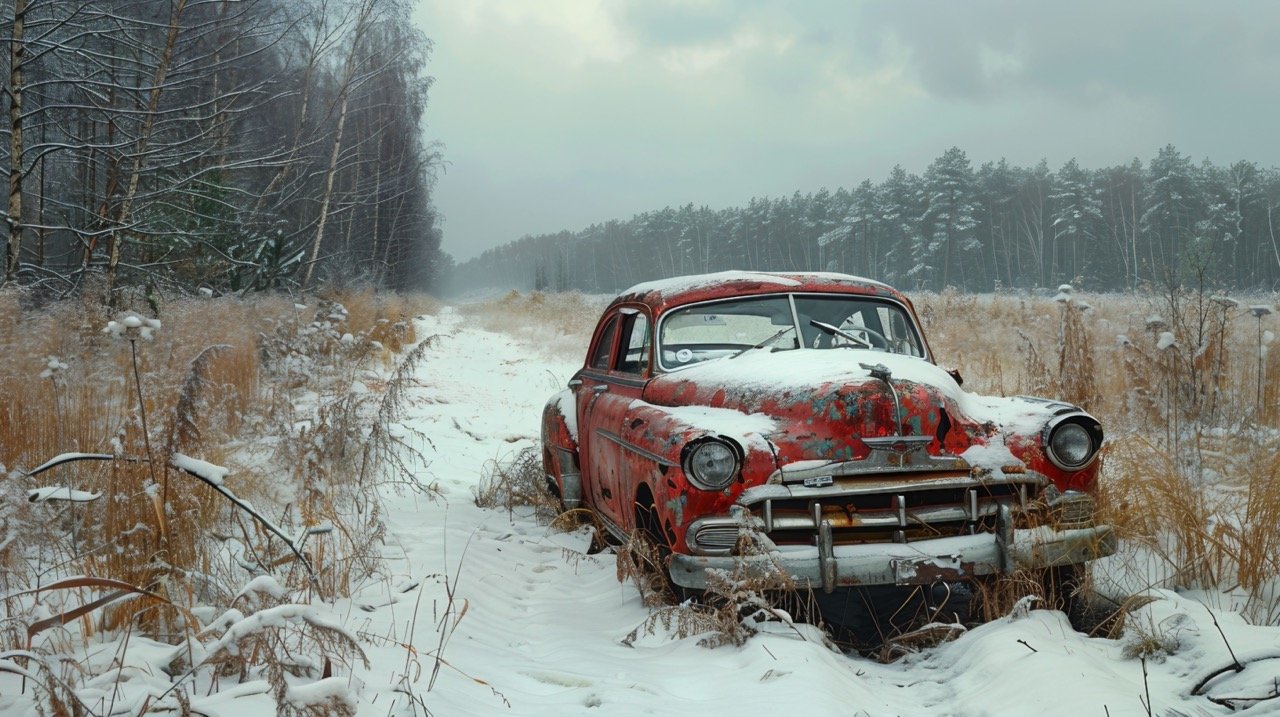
347, 308, 1270, 717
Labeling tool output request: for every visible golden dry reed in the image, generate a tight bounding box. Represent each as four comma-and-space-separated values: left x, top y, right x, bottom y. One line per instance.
918, 286, 1280, 624
0, 287, 437, 641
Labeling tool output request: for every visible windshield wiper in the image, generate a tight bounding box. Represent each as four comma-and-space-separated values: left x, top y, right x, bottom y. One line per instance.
809, 319, 872, 349
730, 325, 796, 358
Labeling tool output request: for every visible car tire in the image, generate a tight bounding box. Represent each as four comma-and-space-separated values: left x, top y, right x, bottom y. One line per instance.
631, 499, 701, 604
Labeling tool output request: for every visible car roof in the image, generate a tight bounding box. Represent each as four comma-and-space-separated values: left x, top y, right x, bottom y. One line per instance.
611, 271, 909, 315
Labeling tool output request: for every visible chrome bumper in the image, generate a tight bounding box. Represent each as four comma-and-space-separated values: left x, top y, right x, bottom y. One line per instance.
668, 523, 1116, 591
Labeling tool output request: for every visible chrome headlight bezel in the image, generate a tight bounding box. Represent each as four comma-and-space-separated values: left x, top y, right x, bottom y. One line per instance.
682, 437, 742, 491
1042, 413, 1103, 471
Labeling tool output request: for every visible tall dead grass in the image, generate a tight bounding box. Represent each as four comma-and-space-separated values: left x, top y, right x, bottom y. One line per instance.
1, 287, 438, 644
458, 290, 606, 360
916, 286, 1280, 623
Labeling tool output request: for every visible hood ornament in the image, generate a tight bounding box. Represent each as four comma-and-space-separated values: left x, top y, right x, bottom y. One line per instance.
860, 362, 892, 382
860, 362, 903, 435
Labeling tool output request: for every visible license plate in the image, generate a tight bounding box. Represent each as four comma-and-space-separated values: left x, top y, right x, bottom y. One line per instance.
891, 555, 966, 585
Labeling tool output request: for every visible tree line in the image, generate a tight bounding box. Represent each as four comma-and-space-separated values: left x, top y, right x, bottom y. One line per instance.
450, 146, 1280, 295
1, 0, 444, 301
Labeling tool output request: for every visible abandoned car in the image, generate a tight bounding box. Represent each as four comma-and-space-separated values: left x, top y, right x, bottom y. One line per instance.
541, 271, 1114, 642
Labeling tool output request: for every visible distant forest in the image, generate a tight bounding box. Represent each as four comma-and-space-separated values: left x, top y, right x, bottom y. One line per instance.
451, 146, 1280, 295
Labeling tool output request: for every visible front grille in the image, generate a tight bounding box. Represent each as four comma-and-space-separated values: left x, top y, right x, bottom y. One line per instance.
746, 471, 1044, 548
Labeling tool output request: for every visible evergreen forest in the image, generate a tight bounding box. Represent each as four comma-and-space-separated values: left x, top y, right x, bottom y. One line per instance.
451, 146, 1280, 295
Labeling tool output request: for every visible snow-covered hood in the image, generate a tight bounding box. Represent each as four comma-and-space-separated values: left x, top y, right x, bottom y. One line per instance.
643, 349, 1070, 463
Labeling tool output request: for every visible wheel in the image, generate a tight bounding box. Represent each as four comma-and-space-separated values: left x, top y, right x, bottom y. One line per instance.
1044, 564, 1093, 629
626, 498, 700, 605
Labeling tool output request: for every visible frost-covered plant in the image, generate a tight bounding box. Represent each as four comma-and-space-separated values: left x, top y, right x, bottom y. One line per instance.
1057, 291, 1097, 409
191, 596, 369, 717
474, 444, 560, 523
621, 513, 814, 649
1121, 612, 1187, 662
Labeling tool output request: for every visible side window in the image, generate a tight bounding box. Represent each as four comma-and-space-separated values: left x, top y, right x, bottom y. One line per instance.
590, 316, 619, 370
875, 306, 923, 357
615, 313, 651, 374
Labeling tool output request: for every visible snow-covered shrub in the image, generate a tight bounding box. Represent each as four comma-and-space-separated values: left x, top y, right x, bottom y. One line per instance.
474, 445, 562, 523
196, 599, 368, 717
0, 288, 438, 712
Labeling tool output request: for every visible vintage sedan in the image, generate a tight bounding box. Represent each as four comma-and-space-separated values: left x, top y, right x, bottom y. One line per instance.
541, 271, 1113, 641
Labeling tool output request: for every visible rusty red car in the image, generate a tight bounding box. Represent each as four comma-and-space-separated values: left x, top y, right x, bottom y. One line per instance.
541, 271, 1113, 643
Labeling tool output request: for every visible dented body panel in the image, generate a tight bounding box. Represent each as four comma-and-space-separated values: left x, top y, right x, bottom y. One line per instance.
541, 271, 1113, 593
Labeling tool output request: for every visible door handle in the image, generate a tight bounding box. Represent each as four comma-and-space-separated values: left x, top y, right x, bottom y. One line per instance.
568, 379, 583, 388
591, 384, 609, 394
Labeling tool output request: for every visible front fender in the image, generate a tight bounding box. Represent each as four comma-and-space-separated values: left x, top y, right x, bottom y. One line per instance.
619, 400, 779, 551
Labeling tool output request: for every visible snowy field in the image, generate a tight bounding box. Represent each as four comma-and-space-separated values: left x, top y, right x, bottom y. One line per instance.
5, 304, 1280, 716
350, 308, 1280, 716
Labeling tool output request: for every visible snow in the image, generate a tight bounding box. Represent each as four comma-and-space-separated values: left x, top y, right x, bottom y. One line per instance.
622, 270, 802, 298
27, 486, 100, 503
38, 355, 67, 379
23, 451, 113, 477
105, 312, 162, 341
1157, 331, 1177, 350
667, 347, 1068, 436
620, 271, 895, 302
171, 452, 230, 486
237, 575, 287, 601
650, 403, 778, 438
9, 304, 1280, 717
959, 440, 1023, 473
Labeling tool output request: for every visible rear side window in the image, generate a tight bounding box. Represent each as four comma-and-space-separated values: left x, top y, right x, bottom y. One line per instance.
615, 313, 651, 374
590, 316, 619, 370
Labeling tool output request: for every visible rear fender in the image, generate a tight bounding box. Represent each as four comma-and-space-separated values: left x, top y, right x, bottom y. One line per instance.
542, 390, 581, 507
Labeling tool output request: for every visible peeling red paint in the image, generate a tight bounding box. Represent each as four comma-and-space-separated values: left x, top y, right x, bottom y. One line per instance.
541, 272, 1104, 564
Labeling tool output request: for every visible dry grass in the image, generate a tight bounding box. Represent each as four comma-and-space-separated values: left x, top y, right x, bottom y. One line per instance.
0, 287, 439, 646
918, 287, 1280, 624
619, 524, 819, 649
458, 290, 606, 360
474, 446, 564, 524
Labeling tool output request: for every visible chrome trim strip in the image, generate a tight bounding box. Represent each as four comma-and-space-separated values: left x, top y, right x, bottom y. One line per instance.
741, 471, 1047, 506
770, 450, 972, 482
576, 368, 648, 389
595, 428, 678, 467
687, 501, 1016, 556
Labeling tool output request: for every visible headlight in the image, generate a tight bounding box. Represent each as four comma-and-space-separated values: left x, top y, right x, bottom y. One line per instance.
683, 438, 740, 490
1044, 416, 1101, 470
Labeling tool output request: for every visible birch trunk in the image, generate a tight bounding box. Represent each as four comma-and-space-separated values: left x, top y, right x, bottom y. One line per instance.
106, 0, 188, 300
5, 0, 26, 283
300, 0, 375, 291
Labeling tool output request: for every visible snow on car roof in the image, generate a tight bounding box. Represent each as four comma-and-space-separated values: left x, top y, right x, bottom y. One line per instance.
618, 271, 896, 306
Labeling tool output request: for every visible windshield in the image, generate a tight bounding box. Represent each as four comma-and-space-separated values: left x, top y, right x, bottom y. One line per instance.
658, 293, 925, 371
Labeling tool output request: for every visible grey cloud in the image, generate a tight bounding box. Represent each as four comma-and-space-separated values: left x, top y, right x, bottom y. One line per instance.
851, 0, 1280, 105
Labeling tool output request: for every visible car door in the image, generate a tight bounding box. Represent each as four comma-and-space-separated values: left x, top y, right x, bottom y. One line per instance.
573, 306, 652, 530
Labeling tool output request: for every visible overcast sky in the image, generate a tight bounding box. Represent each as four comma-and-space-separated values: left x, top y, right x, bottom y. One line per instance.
411, 0, 1280, 262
